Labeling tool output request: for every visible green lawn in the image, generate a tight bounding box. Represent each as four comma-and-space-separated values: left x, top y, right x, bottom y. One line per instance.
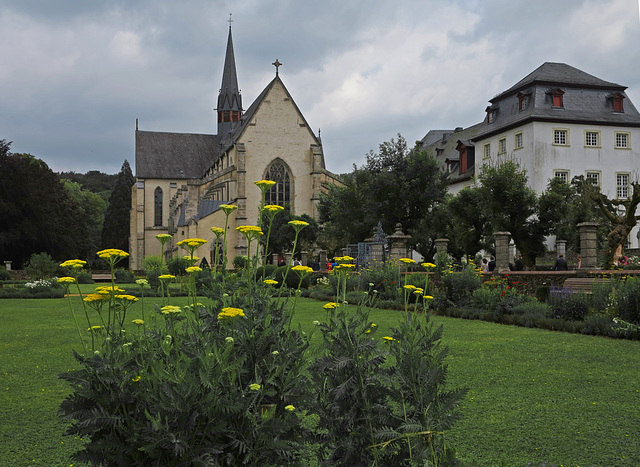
1, 295, 639, 466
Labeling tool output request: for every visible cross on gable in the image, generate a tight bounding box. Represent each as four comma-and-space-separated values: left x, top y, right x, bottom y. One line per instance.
272, 59, 282, 75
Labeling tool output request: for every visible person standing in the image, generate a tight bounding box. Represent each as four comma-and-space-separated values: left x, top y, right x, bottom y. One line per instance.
553, 254, 568, 271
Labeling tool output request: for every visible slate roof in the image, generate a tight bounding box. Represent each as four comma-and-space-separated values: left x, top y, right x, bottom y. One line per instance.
472, 62, 640, 141
135, 131, 222, 179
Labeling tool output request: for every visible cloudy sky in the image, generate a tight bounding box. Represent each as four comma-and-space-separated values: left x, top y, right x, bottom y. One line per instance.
2, 0, 640, 176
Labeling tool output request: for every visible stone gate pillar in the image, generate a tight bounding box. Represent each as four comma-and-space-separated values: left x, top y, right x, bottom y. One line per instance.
577, 222, 599, 269
494, 231, 511, 273
556, 239, 567, 258
435, 238, 449, 255
387, 223, 412, 260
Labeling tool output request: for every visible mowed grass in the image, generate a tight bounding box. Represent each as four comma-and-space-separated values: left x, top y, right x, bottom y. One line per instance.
1, 295, 639, 466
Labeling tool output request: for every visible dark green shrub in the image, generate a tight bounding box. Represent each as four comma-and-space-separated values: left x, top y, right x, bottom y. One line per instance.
273, 266, 310, 289
442, 264, 482, 307
547, 288, 590, 321
256, 264, 277, 281
167, 257, 191, 276
0, 269, 11, 281
470, 287, 502, 313
114, 268, 135, 283
591, 279, 615, 313
512, 301, 551, 317
25, 252, 58, 280
233, 255, 249, 270
580, 313, 614, 336
534, 285, 550, 302
143, 255, 165, 291
76, 271, 94, 284
612, 277, 640, 324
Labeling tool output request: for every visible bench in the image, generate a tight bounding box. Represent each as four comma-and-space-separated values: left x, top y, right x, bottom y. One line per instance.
91, 273, 112, 282
562, 277, 609, 294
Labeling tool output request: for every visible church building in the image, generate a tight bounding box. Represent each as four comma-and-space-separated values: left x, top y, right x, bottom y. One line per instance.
129, 26, 341, 270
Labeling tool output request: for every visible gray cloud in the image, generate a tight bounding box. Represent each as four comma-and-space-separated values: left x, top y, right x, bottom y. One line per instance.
1, 0, 639, 175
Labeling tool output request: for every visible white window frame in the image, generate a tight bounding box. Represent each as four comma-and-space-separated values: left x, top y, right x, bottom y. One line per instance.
514, 132, 523, 150
553, 128, 569, 146
584, 130, 600, 148
615, 132, 630, 149
617, 173, 630, 199
483, 143, 491, 159
498, 138, 507, 155
554, 170, 570, 184
586, 171, 601, 187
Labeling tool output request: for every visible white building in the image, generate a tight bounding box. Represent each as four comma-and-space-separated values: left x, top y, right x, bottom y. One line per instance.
420, 62, 640, 247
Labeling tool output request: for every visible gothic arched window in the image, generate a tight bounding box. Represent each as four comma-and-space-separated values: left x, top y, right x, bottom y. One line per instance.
154, 187, 163, 226
264, 159, 291, 206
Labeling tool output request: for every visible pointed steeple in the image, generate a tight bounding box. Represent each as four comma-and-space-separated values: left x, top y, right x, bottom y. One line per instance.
217, 22, 242, 138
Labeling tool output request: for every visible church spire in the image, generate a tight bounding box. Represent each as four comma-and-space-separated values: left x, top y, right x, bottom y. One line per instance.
217, 17, 242, 137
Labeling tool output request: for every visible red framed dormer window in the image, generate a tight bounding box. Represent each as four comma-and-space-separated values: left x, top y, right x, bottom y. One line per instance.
611, 93, 625, 112
550, 89, 565, 108
517, 92, 529, 111
485, 106, 498, 124
459, 149, 467, 174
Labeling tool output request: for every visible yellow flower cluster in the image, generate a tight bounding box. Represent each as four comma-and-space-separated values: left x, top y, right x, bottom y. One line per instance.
158, 274, 176, 280
132, 319, 144, 325
292, 265, 313, 274
323, 302, 340, 309
262, 204, 284, 213
84, 293, 107, 302
88, 326, 102, 332
333, 256, 354, 263
60, 259, 86, 269
400, 258, 415, 264
421, 262, 436, 269
96, 286, 125, 295
236, 225, 263, 235
155, 233, 172, 241
254, 179, 276, 189
161, 305, 182, 314
333, 263, 355, 271
210, 227, 224, 236
135, 279, 149, 286
249, 383, 261, 391
403, 284, 417, 290
220, 204, 238, 214
57, 276, 76, 284
217, 307, 245, 320
263, 279, 278, 286
97, 249, 129, 259
186, 266, 202, 274
177, 238, 207, 248
285, 404, 295, 411
288, 220, 309, 227
115, 294, 138, 302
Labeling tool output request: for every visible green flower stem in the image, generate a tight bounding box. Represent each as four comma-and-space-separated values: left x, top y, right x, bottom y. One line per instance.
65, 289, 87, 354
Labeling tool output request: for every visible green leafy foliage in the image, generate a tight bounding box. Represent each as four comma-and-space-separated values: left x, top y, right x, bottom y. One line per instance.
100, 160, 134, 263
24, 252, 59, 280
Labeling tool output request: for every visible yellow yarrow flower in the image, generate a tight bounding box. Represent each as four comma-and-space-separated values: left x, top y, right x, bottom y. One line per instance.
403, 285, 417, 290
60, 259, 86, 269
263, 279, 278, 286
57, 277, 76, 284
210, 227, 224, 236
421, 262, 436, 269
155, 233, 172, 241
176, 238, 207, 249
96, 249, 129, 259
262, 204, 284, 213
132, 319, 144, 325
88, 326, 102, 332
400, 258, 415, 264
292, 265, 313, 274
158, 274, 176, 280
217, 307, 245, 320
288, 220, 309, 227
254, 179, 276, 190
84, 293, 107, 302
135, 279, 149, 286
323, 302, 340, 309
161, 305, 182, 314
115, 295, 138, 302
236, 225, 263, 234
424, 295, 434, 300
220, 204, 238, 215
383, 336, 394, 342
96, 286, 125, 294
186, 266, 202, 274
285, 405, 295, 411
249, 383, 261, 391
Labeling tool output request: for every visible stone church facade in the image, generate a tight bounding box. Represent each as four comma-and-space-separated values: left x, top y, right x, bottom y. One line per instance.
129, 27, 341, 270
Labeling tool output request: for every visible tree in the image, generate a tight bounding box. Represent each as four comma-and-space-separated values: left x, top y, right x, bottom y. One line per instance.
259, 205, 318, 259
579, 176, 640, 268
101, 160, 134, 261
0, 145, 88, 267
318, 135, 449, 257
62, 180, 107, 257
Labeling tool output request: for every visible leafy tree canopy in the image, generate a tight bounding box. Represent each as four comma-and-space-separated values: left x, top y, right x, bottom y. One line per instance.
101, 160, 134, 261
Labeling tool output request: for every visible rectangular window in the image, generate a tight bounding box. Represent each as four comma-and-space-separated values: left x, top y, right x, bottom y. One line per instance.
483, 143, 491, 159
514, 132, 523, 149
586, 171, 600, 187
617, 173, 630, 198
553, 129, 568, 146
554, 170, 569, 183
498, 138, 506, 155
615, 132, 630, 148
585, 131, 600, 147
